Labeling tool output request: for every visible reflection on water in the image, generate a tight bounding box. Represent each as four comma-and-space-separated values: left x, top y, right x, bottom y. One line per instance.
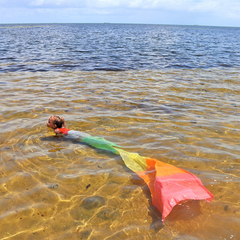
0, 69, 240, 239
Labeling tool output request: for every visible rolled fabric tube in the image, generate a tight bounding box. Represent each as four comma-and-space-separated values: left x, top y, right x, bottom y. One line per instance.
56, 128, 214, 222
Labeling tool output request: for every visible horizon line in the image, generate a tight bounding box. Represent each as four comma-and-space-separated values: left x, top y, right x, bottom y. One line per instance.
0, 22, 239, 28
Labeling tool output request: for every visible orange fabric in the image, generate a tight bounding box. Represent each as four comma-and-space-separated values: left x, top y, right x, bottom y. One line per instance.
146, 158, 186, 176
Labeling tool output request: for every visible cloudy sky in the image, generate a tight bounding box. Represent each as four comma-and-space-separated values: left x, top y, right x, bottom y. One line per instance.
0, 0, 239, 27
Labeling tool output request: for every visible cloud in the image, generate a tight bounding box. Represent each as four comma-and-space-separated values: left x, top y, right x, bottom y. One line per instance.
0, 0, 239, 13
0, 0, 240, 25
0, 0, 238, 12
189, 0, 240, 20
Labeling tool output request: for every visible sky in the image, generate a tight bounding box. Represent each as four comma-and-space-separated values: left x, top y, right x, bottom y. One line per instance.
0, 0, 240, 27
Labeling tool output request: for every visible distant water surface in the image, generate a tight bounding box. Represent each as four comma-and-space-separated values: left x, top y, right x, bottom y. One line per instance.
0, 24, 240, 240
0, 23, 240, 72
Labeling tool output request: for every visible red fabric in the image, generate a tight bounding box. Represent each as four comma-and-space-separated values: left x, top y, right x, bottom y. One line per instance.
154, 173, 214, 222
56, 128, 70, 135
137, 158, 214, 222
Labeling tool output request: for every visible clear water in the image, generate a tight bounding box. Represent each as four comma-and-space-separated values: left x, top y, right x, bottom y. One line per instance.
0, 24, 240, 240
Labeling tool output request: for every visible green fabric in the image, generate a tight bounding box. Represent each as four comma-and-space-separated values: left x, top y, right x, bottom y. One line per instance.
81, 135, 148, 172
82, 136, 120, 154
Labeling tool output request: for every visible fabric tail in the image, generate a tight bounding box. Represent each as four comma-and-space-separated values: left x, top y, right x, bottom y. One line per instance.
69, 131, 214, 223
115, 148, 214, 223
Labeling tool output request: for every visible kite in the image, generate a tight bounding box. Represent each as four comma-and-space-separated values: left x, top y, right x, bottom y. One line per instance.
56, 127, 214, 223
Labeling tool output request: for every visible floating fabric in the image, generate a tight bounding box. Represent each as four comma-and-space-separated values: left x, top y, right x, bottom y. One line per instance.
64, 130, 120, 153
115, 149, 214, 222
56, 128, 214, 222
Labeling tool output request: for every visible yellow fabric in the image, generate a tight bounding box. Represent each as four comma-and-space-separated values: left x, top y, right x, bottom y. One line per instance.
116, 148, 148, 172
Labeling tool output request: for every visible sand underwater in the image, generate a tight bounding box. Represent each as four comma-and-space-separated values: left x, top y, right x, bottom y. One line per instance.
0, 68, 240, 239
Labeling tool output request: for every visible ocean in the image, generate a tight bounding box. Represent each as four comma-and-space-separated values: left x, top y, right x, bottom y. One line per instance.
0, 23, 240, 240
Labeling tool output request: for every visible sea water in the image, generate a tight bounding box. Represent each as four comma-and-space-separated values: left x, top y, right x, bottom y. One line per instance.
0, 24, 240, 240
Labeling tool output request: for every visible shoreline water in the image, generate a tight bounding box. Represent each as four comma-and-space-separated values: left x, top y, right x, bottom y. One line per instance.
1, 68, 240, 239
0, 23, 240, 239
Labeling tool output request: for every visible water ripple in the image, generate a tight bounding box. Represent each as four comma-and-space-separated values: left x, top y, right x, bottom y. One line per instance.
0, 67, 240, 238
1, 24, 240, 72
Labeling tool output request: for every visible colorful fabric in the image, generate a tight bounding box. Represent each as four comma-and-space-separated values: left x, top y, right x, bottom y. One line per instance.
116, 149, 214, 222
56, 128, 214, 222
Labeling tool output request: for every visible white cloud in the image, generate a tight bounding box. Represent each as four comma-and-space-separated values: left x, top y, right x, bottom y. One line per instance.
1, 0, 240, 14
0, 0, 240, 25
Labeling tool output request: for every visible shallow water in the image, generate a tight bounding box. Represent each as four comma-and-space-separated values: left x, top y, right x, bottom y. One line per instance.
0, 68, 240, 239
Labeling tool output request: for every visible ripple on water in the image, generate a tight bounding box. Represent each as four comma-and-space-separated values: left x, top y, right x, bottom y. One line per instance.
0, 69, 240, 239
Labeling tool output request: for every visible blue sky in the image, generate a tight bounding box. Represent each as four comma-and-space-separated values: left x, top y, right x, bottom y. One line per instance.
0, 0, 240, 27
